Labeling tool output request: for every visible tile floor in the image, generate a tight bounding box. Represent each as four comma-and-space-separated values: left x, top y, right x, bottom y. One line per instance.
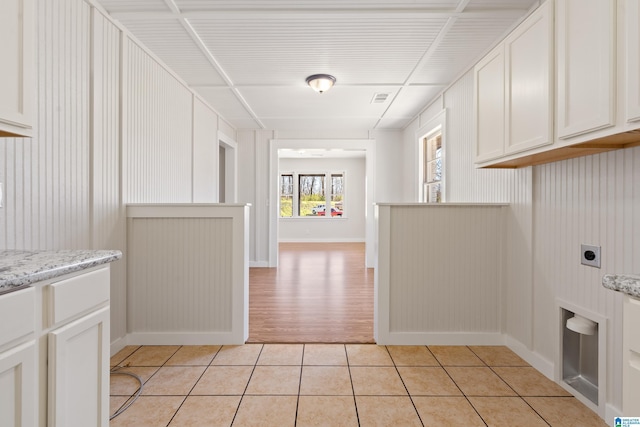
109, 344, 608, 427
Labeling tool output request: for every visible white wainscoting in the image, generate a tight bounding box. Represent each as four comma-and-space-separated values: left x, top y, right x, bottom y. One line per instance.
375, 203, 507, 345
126, 204, 250, 345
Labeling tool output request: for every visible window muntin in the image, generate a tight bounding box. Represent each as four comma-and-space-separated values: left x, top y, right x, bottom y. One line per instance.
279, 172, 345, 218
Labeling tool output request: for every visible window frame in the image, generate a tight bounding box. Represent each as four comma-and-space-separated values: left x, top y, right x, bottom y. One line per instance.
278, 170, 346, 219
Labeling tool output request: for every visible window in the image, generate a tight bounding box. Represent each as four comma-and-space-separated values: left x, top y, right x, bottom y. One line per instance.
331, 174, 344, 213
298, 174, 325, 216
417, 110, 446, 203
423, 132, 442, 203
279, 172, 345, 218
280, 174, 293, 217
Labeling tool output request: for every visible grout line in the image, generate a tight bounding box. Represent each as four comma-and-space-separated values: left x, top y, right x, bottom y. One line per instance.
228, 344, 265, 427
436, 346, 488, 426
109, 344, 600, 426
387, 345, 425, 427
293, 345, 305, 426
344, 344, 362, 427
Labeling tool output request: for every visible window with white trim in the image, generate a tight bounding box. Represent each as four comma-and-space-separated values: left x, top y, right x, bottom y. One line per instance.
279, 172, 345, 218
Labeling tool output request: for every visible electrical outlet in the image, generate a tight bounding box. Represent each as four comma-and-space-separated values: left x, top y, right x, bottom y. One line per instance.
581, 244, 601, 268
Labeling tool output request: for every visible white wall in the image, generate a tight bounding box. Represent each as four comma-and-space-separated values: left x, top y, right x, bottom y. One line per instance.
531, 148, 639, 412
278, 157, 366, 242
400, 47, 632, 415
0, 0, 232, 347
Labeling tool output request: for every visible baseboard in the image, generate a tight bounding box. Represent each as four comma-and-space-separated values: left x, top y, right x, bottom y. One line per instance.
504, 335, 554, 380
110, 335, 129, 356
125, 332, 246, 345
605, 403, 622, 424
377, 332, 505, 346
278, 238, 366, 243
250, 261, 269, 267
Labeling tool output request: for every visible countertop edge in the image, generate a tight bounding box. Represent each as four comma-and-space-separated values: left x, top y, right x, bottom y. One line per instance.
602, 273, 640, 299
0, 250, 122, 291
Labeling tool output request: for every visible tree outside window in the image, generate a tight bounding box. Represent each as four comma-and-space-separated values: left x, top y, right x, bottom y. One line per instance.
331, 174, 344, 214
280, 174, 293, 217
279, 172, 345, 218
298, 174, 325, 216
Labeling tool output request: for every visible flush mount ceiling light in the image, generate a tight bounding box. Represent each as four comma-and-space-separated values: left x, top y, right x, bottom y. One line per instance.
306, 74, 336, 93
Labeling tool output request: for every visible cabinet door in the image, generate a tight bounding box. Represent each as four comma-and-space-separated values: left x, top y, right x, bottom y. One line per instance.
0, 342, 36, 427
0, 0, 34, 137
626, 0, 640, 123
504, 0, 553, 155
474, 45, 505, 163
48, 307, 110, 427
556, 0, 615, 139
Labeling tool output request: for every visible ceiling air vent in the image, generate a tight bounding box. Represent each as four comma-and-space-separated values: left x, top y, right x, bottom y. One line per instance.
371, 93, 389, 104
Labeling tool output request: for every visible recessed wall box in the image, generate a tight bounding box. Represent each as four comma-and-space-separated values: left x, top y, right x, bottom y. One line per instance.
580, 244, 600, 268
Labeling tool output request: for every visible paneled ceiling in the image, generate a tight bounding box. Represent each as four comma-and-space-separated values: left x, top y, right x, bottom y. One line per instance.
95, 0, 540, 131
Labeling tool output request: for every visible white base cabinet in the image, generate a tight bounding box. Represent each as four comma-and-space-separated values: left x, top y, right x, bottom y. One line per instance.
0, 287, 36, 427
0, 342, 36, 427
48, 307, 110, 427
0, 265, 111, 427
624, 295, 640, 415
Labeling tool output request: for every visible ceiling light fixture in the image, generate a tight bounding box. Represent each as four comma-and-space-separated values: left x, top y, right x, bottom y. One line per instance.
306, 74, 336, 93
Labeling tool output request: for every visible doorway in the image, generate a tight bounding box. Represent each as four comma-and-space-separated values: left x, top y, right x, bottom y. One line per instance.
218, 132, 237, 203
268, 139, 377, 268
247, 242, 374, 343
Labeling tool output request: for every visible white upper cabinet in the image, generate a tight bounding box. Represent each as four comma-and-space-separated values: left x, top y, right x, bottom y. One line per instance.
0, 0, 34, 137
474, 45, 505, 163
556, 0, 615, 139
504, 0, 554, 155
474, 0, 553, 163
626, 0, 640, 123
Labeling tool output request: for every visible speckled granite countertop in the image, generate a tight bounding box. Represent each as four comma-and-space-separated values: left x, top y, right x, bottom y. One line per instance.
603, 274, 640, 299
0, 250, 122, 295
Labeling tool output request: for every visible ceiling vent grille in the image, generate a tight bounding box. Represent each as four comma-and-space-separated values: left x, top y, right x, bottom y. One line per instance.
371, 93, 389, 104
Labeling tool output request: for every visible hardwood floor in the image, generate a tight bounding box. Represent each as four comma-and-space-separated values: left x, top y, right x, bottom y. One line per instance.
248, 242, 374, 343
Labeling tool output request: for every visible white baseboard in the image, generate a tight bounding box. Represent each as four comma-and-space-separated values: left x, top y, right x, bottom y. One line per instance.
124, 332, 246, 346
605, 403, 622, 424
250, 261, 269, 267
377, 332, 505, 346
110, 335, 129, 357
278, 238, 365, 243
504, 335, 554, 380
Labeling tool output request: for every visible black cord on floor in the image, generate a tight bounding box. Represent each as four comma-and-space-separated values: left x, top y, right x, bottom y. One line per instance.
109, 367, 144, 420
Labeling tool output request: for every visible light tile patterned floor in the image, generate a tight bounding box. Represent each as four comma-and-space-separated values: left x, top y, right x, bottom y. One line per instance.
109, 344, 607, 427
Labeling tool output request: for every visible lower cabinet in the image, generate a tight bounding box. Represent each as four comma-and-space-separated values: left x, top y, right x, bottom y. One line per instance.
0, 342, 36, 427
0, 265, 111, 426
624, 295, 640, 415
48, 306, 110, 427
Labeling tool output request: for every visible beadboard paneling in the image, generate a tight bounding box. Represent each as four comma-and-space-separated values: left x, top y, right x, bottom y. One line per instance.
192, 97, 219, 203
0, 0, 91, 250
92, 8, 127, 342
126, 204, 250, 344
532, 147, 640, 410
122, 37, 194, 203
376, 204, 506, 344
443, 71, 513, 203
504, 167, 533, 347
128, 217, 233, 332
